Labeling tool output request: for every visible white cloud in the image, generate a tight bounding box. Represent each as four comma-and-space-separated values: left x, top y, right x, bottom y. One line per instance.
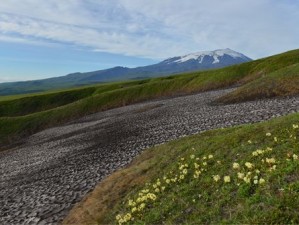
0, 0, 298, 59
119, 0, 299, 58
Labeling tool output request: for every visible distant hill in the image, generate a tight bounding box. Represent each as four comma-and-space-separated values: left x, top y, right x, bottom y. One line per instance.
0, 48, 251, 96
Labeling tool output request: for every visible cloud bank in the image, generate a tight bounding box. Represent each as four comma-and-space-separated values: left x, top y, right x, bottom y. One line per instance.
0, 0, 298, 59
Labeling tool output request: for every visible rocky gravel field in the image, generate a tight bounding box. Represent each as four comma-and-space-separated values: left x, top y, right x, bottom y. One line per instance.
1, 88, 299, 225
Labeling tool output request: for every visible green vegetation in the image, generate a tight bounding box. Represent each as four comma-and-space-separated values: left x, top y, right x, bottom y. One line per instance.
1, 49, 299, 147
63, 112, 299, 224
0, 87, 97, 117
218, 63, 299, 103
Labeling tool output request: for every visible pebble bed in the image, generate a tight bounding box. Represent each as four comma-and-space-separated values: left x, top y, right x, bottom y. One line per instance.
1, 88, 299, 225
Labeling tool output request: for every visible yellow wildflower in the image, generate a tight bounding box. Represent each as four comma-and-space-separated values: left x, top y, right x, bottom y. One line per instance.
243, 176, 251, 183
193, 170, 201, 179
253, 179, 258, 184
179, 165, 185, 170
171, 178, 177, 183
293, 154, 298, 160
266, 157, 276, 164
147, 193, 157, 200
166, 179, 170, 184
190, 154, 195, 159
237, 172, 245, 179
208, 154, 213, 159
245, 162, 254, 169
138, 203, 145, 211
128, 199, 136, 206
182, 168, 188, 174
141, 189, 149, 193
155, 188, 160, 193
202, 162, 207, 166
195, 170, 201, 175
248, 140, 252, 144
293, 124, 299, 129
271, 165, 277, 170
233, 162, 240, 169
266, 132, 271, 136
116, 215, 122, 221
131, 207, 137, 213
213, 175, 221, 182
252, 151, 259, 157
224, 176, 231, 183
124, 213, 132, 222
259, 178, 265, 184
274, 137, 278, 142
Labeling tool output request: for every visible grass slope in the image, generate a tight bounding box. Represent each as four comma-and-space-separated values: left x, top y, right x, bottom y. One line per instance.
0, 87, 97, 117
218, 63, 299, 103
1, 49, 299, 147
63, 112, 299, 224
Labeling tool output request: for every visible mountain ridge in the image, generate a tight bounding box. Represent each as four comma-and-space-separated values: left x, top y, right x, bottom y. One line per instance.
0, 48, 252, 96
162, 48, 251, 64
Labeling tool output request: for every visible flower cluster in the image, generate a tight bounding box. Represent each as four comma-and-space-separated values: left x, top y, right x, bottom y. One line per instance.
233, 160, 264, 185
116, 213, 132, 224
252, 147, 272, 157
115, 124, 299, 224
116, 188, 160, 224
115, 153, 215, 224
286, 152, 299, 161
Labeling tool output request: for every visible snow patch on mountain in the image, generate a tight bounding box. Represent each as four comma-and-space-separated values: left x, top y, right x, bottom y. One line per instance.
166, 48, 250, 64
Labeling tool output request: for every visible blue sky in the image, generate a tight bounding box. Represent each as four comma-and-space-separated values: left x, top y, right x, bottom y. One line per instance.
0, 0, 298, 82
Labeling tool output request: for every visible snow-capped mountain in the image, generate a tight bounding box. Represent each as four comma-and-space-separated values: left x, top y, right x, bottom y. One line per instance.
0, 48, 252, 95
161, 48, 252, 68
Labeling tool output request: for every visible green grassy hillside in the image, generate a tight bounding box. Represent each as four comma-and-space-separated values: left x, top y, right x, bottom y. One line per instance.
1, 49, 299, 147
63, 111, 299, 224
0, 87, 97, 117
217, 63, 299, 103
